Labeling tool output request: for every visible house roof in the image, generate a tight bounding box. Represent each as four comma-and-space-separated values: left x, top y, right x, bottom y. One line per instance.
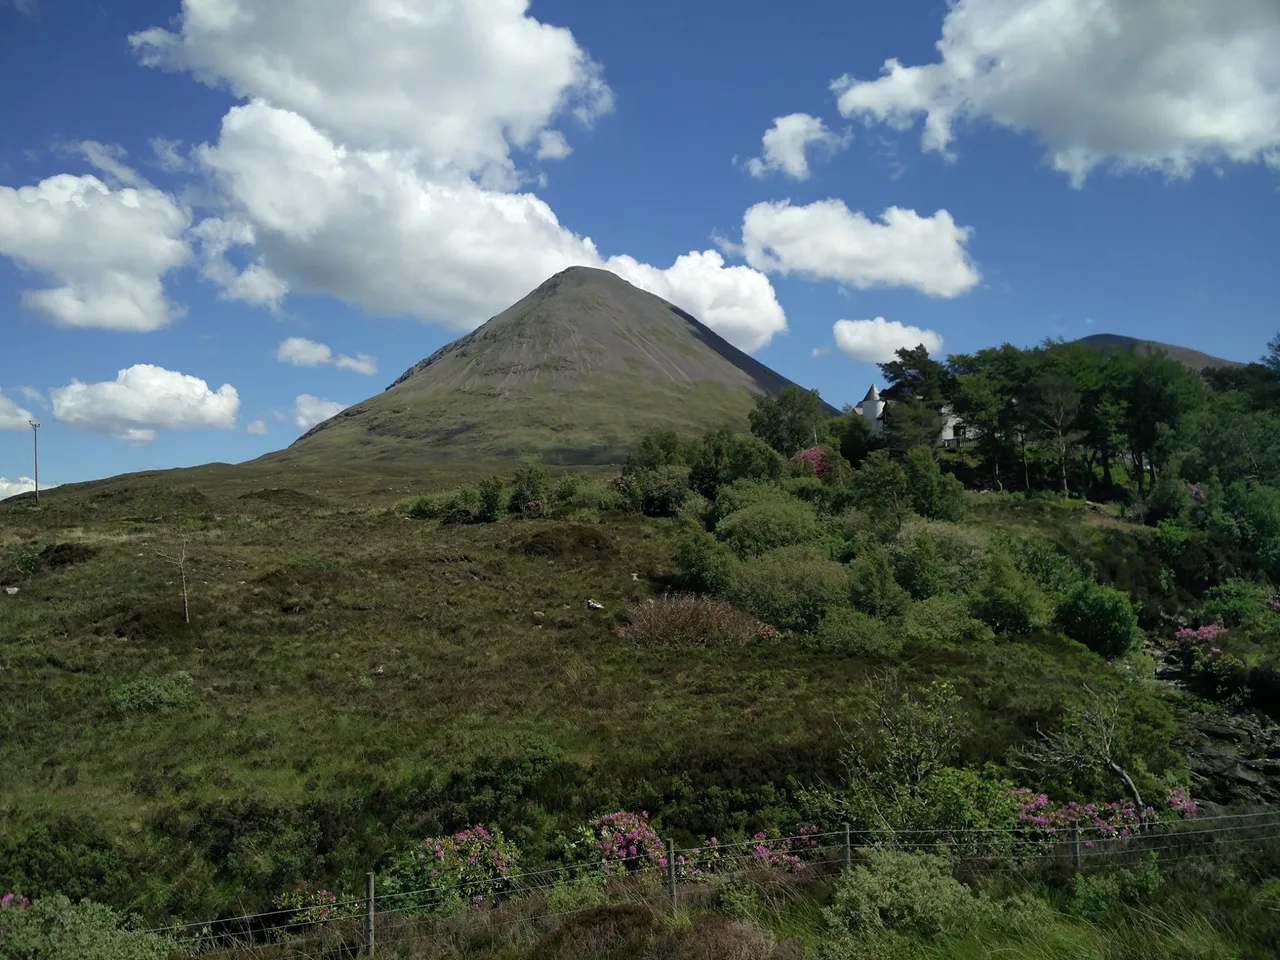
862, 384, 880, 403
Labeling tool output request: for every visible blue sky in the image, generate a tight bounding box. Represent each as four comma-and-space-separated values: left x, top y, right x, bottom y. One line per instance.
2, 0, 1279, 495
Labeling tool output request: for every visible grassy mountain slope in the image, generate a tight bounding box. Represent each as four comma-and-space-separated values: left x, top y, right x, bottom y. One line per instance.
1072, 332, 1243, 371
271, 266, 836, 467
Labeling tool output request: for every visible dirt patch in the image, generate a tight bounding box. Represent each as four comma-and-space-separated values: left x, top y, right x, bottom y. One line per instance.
511, 525, 613, 559
40, 542, 99, 570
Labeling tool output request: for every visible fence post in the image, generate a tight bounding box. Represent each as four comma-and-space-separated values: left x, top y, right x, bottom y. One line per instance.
1071, 824, 1082, 871
364, 871, 375, 956
843, 823, 852, 871
666, 839, 677, 913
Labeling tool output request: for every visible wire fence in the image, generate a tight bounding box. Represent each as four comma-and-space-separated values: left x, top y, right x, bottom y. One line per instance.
154, 809, 1280, 958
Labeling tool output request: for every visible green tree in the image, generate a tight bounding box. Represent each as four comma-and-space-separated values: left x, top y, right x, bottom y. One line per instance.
1029, 373, 1084, 494
882, 398, 944, 455
948, 346, 1025, 491
850, 450, 910, 532
1057, 581, 1141, 659
828, 407, 877, 468
688, 427, 784, 497
879, 344, 954, 409
748, 386, 828, 457
902, 445, 966, 521
1265, 332, 1280, 374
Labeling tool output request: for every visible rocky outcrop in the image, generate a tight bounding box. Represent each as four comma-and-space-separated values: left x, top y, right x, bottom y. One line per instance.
1180, 711, 1280, 807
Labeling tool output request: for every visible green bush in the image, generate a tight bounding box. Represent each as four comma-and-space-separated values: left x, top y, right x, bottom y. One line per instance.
624, 464, 690, 517
849, 544, 910, 619
446, 485, 482, 522
477, 476, 506, 522
902, 595, 993, 649
1067, 855, 1162, 918
1200, 578, 1277, 630
675, 491, 711, 526
0, 894, 174, 960
673, 527, 736, 596
824, 848, 982, 941
892, 532, 947, 600
689, 429, 784, 497
969, 550, 1052, 634
508, 465, 550, 513
903, 445, 966, 521
401, 493, 450, 519
809, 608, 902, 658
111, 671, 194, 714
715, 498, 820, 558
552, 474, 584, 504
712, 478, 788, 523
850, 451, 909, 528
1057, 581, 1141, 659
727, 545, 850, 632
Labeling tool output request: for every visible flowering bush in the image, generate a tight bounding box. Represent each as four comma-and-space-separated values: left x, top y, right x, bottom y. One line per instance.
380, 825, 518, 912
1, 892, 29, 910
571, 811, 668, 875
269, 884, 356, 941
745, 825, 822, 872
790, 446, 831, 479
1176, 623, 1228, 643
1010, 783, 1196, 847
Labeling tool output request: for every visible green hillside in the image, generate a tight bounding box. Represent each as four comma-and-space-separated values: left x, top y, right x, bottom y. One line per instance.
268, 266, 836, 467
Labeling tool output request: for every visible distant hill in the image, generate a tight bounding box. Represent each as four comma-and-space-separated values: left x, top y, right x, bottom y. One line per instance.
272, 266, 836, 466
1071, 333, 1243, 371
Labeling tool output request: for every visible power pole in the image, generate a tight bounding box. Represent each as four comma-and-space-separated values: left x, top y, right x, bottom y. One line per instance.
28, 421, 40, 504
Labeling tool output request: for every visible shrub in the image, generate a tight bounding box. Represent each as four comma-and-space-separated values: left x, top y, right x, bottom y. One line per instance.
673, 527, 736, 595
808, 608, 902, 658
379, 825, 518, 912
715, 498, 820, 558
477, 476, 506, 522
445, 485, 482, 523
626, 430, 698, 473
902, 595, 993, 649
689, 429, 784, 498
618, 595, 767, 648
728, 545, 851, 633
848, 544, 910, 619
401, 493, 450, 519
111, 671, 194, 714
850, 451, 909, 527
1002, 535, 1087, 599
625, 465, 691, 517
508, 465, 550, 514
0, 894, 174, 960
1057, 581, 1142, 659
1067, 854, 1162, 918
892, 531, 947, 600
824, 848, 982, 941
1200, 578, 1277, 630
903, 445, 966, 521
561, 811, 666, 876
713, 479, 788, 523
552, 474, 585, 504
969, 550, 1052, 634
269, 884, 358, 941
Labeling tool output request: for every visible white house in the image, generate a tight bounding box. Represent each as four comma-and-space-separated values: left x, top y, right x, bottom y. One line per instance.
854, 384, 968, 447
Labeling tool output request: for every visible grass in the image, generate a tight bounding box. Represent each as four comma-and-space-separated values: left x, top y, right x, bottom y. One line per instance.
0, 465, 1208, 924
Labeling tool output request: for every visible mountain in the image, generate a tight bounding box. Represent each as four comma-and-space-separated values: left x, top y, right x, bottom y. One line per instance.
274, 266, 836, 466
1071, 333, 1243, 371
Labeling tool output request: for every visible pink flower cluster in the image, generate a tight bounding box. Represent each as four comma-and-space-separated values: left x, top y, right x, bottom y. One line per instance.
747, 824, 821, 873
1011, 784, 1196, 846
588, 811, 668, 873
1, 892, 29, 910
790, 446, 831, 479
1185, 482, 1207, 504
1176, 623, 1227, 644
421, 825, 516, 880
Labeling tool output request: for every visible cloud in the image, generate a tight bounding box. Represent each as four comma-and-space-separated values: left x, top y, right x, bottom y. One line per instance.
293, 394, 347, 431
150, 137, 191, 173
246, 419, 268, 436
276, 336, 378, 375
831, 0, 1280, 186
51, 364, 239, 443
334, 353, 377, 375
195, 101, 788, 350
743, 114, 851, 180
0, 174, 191, 331
0, 478, 56, 500
130, 0, 612, 185
833, 318, 945, 363
811, 346, 831, 358
0, 0, 37, 17
536, 130, 573, 161
0, 389, 35, 429
77, 141, 145, 187
16, 386, 45, 407
739, 199, 979, 297
190, 216, 288, 309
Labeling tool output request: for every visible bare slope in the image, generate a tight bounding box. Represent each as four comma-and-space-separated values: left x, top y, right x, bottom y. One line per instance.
1072, 333, 1242, 371
274, 266, 836, 465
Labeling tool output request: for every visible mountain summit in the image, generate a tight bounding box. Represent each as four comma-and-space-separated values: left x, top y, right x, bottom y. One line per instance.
277, 266, 834, 465
1070, 333, 1242, 371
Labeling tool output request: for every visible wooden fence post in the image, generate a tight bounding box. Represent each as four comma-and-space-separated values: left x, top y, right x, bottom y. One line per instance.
1071, 824, 1082, 871
843, 823, 852, 871
364, 871, 375, 956
666, 839, 677, 913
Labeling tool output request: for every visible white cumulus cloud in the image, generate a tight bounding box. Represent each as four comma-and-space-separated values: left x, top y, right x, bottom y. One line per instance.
812, 346, 831, 358
276, 336, 377, 374
130, 0, 612, 185
833, 318, 945, 364
0, 174, 191, 331
190, 216, 288, 309
536, 130, 573, 161
246, 419, 268, 436
740, 199, 979, 297
293, 394, 347, 431
0, 478, 56, 501
831, 0, 1280, 186
743, 114, 851, 181
0, 389, 36, 429
51, 364, 239, 443
194, 101, 788, 350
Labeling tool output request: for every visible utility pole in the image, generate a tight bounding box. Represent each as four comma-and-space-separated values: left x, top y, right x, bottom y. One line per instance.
28, 421, 39, 504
